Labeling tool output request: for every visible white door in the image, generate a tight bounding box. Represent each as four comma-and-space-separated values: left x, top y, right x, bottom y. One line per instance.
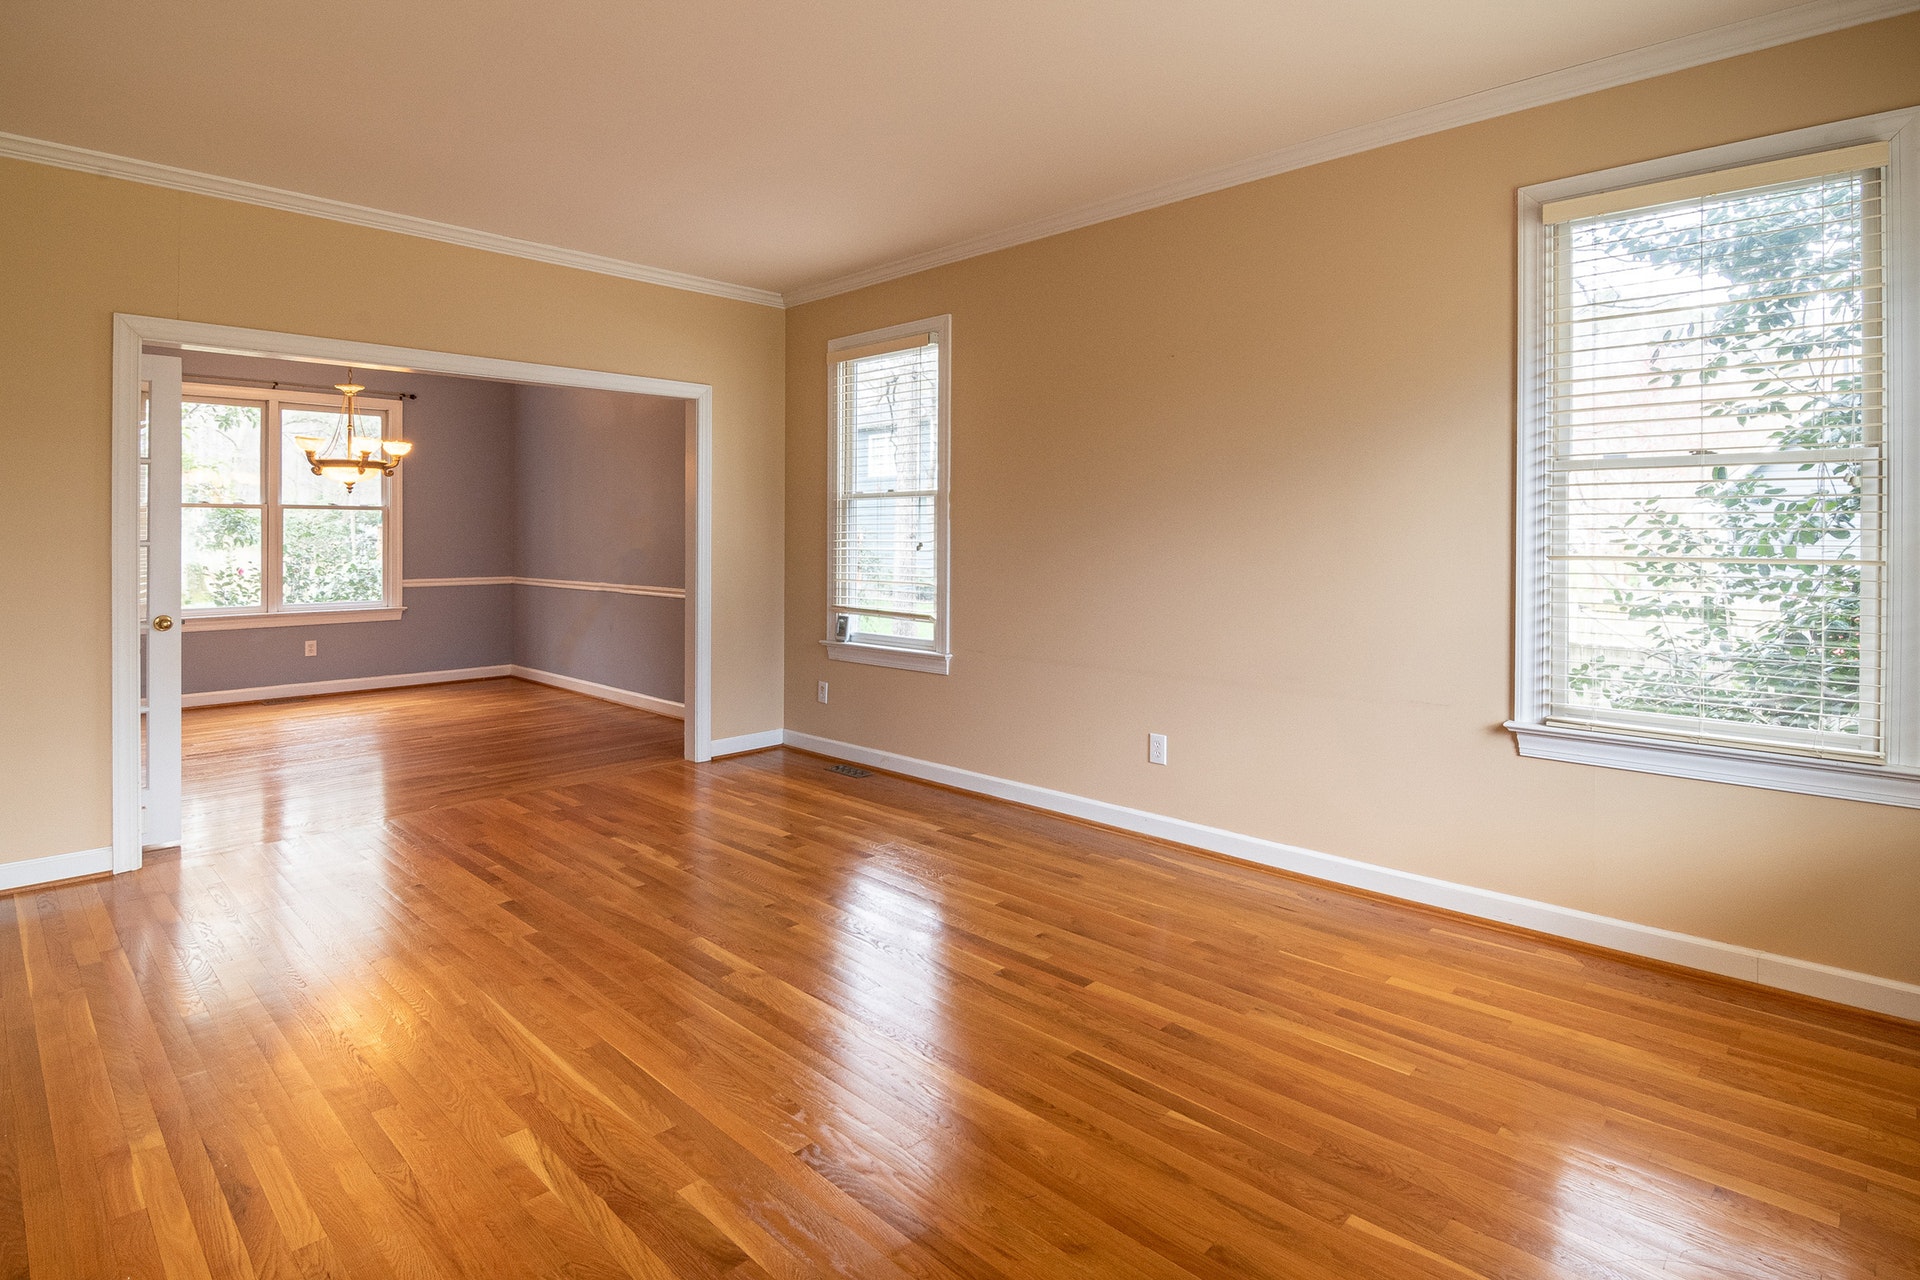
141, 353, 183, 849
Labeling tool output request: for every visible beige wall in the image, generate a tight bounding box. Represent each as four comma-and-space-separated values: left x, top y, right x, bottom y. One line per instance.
0, 160, 785, 864
786, 15, 1920, 985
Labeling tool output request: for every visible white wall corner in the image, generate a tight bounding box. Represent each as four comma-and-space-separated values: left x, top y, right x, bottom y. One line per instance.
779, 731, 1920, 1024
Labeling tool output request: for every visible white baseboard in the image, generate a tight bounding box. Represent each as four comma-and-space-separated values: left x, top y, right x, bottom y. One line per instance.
183, 665, 513, 708
0, 846, 114, 893
782, 731, 1920, 1024
710, 728, 785, 756
509, 666, 684, 719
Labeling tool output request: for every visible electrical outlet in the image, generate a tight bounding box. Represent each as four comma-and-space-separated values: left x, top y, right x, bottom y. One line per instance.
303, 640, 318, 657
817, 680, 830, 704
1148, 733, 1168, 766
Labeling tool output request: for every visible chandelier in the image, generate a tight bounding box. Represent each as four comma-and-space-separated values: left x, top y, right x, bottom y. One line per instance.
293, 372, 413, 492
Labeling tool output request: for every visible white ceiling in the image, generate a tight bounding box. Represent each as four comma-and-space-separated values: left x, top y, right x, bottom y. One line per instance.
0, 0, 1885, 300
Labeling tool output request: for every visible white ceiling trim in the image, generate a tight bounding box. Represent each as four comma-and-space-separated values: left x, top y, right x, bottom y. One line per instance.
781, 0, 1920, 306
0, 131, 785, 309
3, 0, 1913, 312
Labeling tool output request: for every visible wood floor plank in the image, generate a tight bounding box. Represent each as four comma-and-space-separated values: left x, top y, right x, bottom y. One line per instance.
0, 678, 1912, 1278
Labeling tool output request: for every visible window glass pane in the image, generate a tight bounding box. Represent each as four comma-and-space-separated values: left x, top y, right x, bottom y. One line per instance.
833, 341, 941, 651
182, 401, 263, 503
283, 508, 384, 605
182, 507, 262, 608
282, 407, 385, 507
1559, 459, 1872, 733
833, 493, 936, 621
1547, 168, 1881, 754
845, 347, 939, 493
849, 613, 934, 645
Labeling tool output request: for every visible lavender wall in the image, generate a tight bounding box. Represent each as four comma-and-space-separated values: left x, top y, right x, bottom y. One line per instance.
173, 354, 686, 706
184, 585, 516, 691
511, 385, 685, 704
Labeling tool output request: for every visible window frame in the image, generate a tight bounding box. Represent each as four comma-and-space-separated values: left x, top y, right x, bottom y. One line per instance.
1510, 108, 1920, 808
180, 381, 406, 631
822, 315, 953, 675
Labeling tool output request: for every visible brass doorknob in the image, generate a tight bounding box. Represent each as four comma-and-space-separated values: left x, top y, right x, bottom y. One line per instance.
152, 615, 174, 632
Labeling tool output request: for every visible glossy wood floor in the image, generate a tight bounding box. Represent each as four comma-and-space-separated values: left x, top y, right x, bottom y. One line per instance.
4, 680, 1916, 1279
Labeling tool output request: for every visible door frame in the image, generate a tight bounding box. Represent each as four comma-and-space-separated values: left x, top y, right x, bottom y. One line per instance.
139, 353, 184, 852
111, 314, 716, 875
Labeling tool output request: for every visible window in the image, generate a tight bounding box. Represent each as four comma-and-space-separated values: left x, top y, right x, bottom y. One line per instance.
824, 316, 952, 673
181, 383, 404, 630
1512, 117, 1920, 806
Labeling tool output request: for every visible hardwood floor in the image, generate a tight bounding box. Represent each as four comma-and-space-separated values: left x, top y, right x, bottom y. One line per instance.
3, 679, 1915, 1278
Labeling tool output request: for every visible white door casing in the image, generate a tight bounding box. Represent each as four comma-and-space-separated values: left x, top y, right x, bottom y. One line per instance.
111, 315, 716, 874
140, 353, 183, 850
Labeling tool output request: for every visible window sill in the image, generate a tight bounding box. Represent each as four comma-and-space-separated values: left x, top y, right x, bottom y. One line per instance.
184, 607, 405, 632
1505, 720, 1920, 809
822, 640, 951, 674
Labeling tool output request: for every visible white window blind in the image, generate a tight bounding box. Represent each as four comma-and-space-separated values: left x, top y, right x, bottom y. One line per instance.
829, 322, 948, 656
1540, 151, 1886, 760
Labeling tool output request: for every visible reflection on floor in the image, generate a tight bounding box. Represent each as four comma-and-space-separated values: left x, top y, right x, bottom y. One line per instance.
0, 677, 1913, 1278
181, 676, 684, 849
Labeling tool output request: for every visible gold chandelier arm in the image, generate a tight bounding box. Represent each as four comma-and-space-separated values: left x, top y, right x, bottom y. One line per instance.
311, 373, 408, 492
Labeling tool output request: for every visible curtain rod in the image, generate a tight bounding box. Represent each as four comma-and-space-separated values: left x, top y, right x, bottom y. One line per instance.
186, 373, 418, 401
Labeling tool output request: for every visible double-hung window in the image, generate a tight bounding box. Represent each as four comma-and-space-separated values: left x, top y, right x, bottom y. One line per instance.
180, 383, 404, 630
824, 316, 952, 674
1511, 114, 1920, 806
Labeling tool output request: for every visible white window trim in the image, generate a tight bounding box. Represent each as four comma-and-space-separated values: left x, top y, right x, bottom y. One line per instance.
823, 314, 953, 675
823, 641, 952, 674
183, 607, 404, 632
1510, 107, 1920, 808
180, 381, 405, 631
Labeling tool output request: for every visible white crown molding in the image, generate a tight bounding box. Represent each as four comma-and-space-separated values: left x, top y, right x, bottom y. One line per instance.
6, 0, 1910, 313
782, 730, 1920, 1024
781, 0, 1920, 306
0, 132, 784, 309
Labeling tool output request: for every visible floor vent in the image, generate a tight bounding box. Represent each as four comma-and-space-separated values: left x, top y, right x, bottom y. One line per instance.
827, 764, 872, 778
